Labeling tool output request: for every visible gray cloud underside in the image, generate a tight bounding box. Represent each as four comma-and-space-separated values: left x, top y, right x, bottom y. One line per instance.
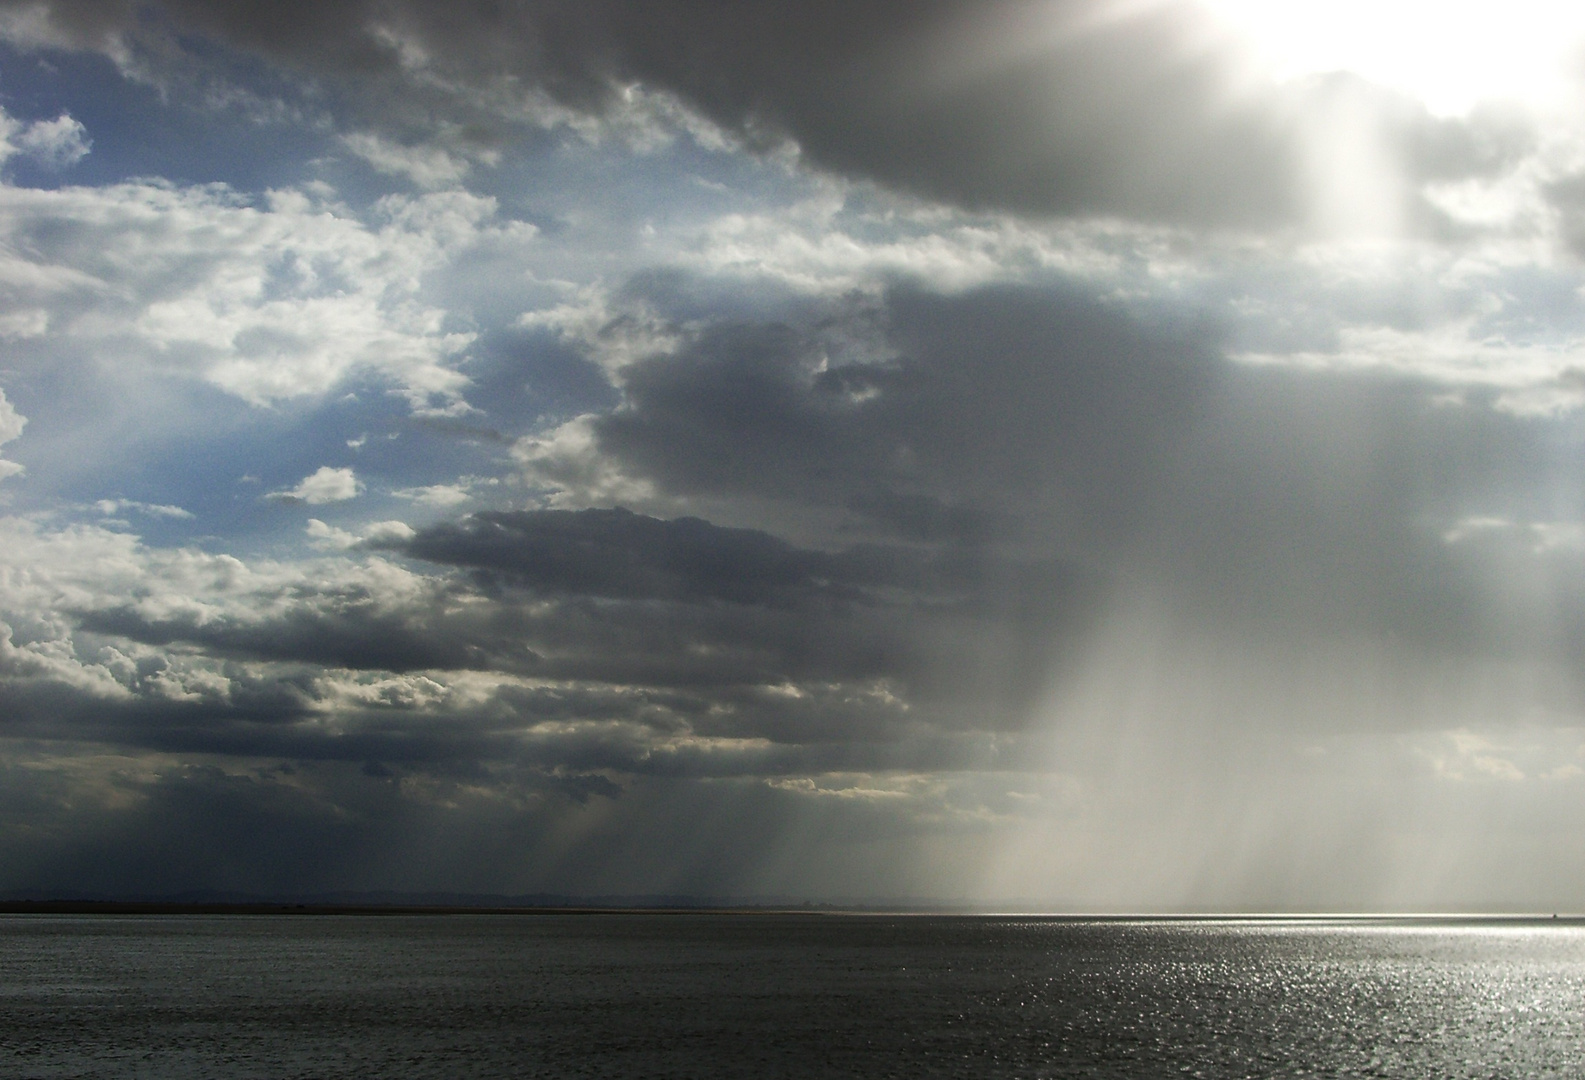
1, 0, 1531, 227
35, 508, 1098, 769
71, 508, 1092, 690
0, 643, 1031, 781
0, 754, 978, 898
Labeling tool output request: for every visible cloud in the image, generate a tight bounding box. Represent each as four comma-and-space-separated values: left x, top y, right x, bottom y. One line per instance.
391, 477, 498, 507
271, 466, 362, 505
0, 109, 90, 168
0, 180, 535, 411
0, 388, 25, 482
0, 493, 1093, 788
1, 269, 1584, 899
2, 1, 1585, 906
394, 484, 470, 507
508, 278, 1585, 682
532, 284, 1211, 548
341, 131, 483, 189
95, 499, 194, 520
7, 263, 1576, 778
395, 506, 898, 606
0, 0, 1531, 233
0, 390, 23, 446
306, 518, 415, 550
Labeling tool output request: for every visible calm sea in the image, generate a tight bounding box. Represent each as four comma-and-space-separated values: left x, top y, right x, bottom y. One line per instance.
1, 913, 1581, 1078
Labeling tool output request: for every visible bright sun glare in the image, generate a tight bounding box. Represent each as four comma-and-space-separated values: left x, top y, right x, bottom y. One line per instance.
1197, 0, 1585, 114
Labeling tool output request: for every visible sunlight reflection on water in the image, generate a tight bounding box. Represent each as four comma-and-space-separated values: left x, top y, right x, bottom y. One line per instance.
0, 914, 1581, 1078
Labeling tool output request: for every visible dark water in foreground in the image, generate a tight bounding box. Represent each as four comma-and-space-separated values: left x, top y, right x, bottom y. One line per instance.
1, 914, 1582, 1078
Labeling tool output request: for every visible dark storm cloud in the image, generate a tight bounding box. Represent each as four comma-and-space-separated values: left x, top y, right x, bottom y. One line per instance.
0, 624, 1027, 783
0, 0, 1530, 227
561, 282, 1585, 672
408, 416, 513, 444
0, 759, 635, 897
43, 504, 1102, 749
596, 285, 1215, 549
0, 754, 971, 898
0, 666, 444, 763
393, 505, 996, 606
74, 588, 507, 674
401, 507, 864, 606
62, 562, 930, 691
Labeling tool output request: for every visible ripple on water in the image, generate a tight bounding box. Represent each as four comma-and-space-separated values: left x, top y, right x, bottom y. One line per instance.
0, 915, 1583, 1078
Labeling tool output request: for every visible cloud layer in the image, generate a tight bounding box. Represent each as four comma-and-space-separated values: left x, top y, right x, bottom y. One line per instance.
0, 1, 1583, 907
0, 0, 1537, 231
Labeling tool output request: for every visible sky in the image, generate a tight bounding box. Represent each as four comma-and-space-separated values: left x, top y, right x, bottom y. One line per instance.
2, 0, 1585, 910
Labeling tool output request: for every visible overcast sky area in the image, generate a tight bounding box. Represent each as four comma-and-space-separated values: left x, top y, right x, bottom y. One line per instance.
4, 0, 1585, 909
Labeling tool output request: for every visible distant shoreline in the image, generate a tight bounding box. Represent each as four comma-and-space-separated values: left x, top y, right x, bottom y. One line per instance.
0, 901, 1578, 921
0, 894, 792, 913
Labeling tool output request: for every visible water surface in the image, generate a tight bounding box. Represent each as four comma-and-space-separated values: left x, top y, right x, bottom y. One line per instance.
1, 914, 1581, 1077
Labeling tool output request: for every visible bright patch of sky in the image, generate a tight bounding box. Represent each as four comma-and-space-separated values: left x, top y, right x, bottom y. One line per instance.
1199, 0, 1585, 114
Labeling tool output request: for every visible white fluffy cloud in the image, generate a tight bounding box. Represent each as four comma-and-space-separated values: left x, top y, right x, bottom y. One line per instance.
0, 180, 536, 412
273, 466, 362, 505
0, 388, 25, 482
0, 514, 448, 708
0, 107, 89, 169
306, 517, 415, 550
